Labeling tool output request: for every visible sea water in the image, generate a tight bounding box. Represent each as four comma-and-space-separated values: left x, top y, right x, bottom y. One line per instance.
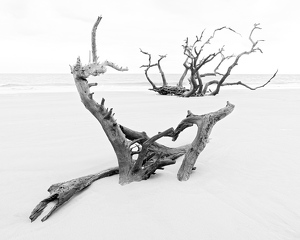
0, 73, 299, 94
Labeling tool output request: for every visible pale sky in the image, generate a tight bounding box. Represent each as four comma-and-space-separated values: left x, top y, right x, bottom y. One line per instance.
0, 0, 299, 74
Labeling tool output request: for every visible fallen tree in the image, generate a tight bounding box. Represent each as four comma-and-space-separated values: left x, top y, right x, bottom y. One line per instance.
30, 16, 235, 222
141, 24, 278, 97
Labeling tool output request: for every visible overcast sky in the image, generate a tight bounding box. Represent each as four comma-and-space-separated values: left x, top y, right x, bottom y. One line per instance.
0, 0, 299, 74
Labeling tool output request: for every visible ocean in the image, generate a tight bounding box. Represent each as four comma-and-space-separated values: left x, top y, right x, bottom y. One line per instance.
0, 73, 299, 94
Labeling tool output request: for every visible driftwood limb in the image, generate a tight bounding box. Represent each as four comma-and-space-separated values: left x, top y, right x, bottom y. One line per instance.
91, 16, 102, 62
29, 167, 119, 222
174, 102, 235, 181
197, 27, 240, 56
158, 55, 167, 86
178, 64, 189, 87
139, 49, 158, 89
140, 49, 168, 88
221, 70, 278, 90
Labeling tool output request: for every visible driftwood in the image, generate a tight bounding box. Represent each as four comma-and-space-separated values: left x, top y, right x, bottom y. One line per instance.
174, 102, 235, 181
141, 24, 278, 97
30, 167, 119, 222
30, 16, 235, 222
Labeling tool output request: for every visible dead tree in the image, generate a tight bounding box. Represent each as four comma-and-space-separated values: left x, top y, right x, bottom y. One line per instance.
141, 24, 278, 97
30, 16, 235, 222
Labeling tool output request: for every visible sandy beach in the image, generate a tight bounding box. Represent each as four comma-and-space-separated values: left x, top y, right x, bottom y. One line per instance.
1, 88, 300, 239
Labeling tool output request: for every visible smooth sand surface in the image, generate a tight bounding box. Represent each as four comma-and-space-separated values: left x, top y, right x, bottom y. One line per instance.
1, 89, 300, 239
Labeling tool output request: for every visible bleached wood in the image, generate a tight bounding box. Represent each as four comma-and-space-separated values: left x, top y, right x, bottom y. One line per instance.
175, 102, 235, 181
29, 167, 119, 222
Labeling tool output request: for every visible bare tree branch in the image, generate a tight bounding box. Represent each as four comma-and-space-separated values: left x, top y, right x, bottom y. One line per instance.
209, 23, 267, 96
104, 60, 128, 71
140, 49, 168, 88
91, 16, 102, 63
178, 67, 189, 88
158, 54, 168, 86
140, 49, 158, 89
249, 23, 264, 53
222, 70, 278, 90
198, 26, 240, 56
200, 51, 235, 78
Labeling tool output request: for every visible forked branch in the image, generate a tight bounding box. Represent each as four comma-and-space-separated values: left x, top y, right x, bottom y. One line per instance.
174, 102, 235, 181
140, 49, 168, 88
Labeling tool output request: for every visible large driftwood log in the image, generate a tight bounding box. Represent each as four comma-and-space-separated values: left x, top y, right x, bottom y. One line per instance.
30, 16, 235, 222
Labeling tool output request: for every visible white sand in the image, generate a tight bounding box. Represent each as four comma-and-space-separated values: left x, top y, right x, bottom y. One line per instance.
1, 89, 300, 239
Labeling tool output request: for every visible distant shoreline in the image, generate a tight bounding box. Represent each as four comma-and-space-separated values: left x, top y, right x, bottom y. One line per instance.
0, 73, 299, 94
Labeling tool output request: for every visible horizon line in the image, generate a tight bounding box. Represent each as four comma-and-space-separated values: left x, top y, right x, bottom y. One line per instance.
0, 72, 297, 75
